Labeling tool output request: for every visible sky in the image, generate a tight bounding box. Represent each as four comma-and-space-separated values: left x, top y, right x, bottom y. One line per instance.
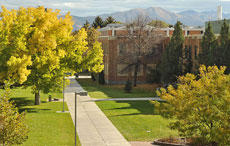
0, 0, 230, 17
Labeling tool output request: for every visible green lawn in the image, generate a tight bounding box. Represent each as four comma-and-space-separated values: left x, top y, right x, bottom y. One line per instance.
78, 79, 178, 141
1, 87, 81, 146
77, 79, 157, 99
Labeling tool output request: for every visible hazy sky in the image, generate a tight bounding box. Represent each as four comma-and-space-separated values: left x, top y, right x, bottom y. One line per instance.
0, 0, 230, 16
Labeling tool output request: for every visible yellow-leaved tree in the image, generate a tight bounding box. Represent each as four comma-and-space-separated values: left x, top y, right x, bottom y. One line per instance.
154, 65, 230, 145
0, 6, 104, 105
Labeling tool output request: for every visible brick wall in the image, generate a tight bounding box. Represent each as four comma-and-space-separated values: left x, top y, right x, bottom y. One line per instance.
99, 28, 203, 85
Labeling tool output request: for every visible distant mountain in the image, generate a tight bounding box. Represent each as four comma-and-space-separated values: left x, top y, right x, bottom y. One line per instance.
66, 7, 230, 30
178, 10, 199, 15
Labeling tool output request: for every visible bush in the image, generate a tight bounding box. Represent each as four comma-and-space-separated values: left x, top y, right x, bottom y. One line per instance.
0, 88, 28, 145
154, 65, 230, 145
146, 68, 161, 83
124, 79, 132, 93
91, 73, 96, 81
98, 71, 105, 85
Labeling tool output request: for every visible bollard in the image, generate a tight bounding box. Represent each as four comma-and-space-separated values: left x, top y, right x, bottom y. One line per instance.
48, 95, 52, 102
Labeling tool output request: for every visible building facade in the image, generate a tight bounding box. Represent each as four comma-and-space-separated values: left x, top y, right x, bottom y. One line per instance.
99, 24, 204, 84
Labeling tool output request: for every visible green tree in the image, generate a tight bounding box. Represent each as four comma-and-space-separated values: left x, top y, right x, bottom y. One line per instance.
0, 86, 28, 146
92, 16, 105, 28
83, 20, 90, 29
215, 19, 230, 73
184, 45, 193, 73
104, 16, 116, 26
198, 22, 217, 66
124, 79, 132, 93
159, 21, 184, 84
154, 65, 230, 145
78, 22, 103, 81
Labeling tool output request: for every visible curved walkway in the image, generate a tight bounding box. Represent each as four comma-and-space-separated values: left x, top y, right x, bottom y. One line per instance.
65, 77, 131, 146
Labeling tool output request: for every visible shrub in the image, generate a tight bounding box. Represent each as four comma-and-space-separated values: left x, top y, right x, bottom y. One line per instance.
154, 65, 230, 145
124, 79, 132, 93
0, 88, 28, 146
98, 71, 105, 85
91, 73, 96, 81
146, 68, 161, 83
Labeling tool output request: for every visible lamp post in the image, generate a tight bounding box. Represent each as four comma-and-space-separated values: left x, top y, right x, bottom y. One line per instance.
75, 92, 78, 146
75, 91, 87, 146
63, 75, 65, 112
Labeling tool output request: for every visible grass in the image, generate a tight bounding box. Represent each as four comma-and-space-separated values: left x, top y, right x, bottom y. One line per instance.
77, 79, 160, 99
0, 87, 81, 146
78, 79, 178, 141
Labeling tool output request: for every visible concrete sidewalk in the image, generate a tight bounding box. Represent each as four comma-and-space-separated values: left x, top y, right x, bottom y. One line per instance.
65, 77, 131, 146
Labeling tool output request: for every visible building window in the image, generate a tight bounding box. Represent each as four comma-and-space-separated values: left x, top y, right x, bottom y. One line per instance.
132, 65, 143, 76
151, 44, 159, 55
201, 31, 203, 34
117, 64, 129, 76
118, 43, 127, 56
187, 30, 190, 35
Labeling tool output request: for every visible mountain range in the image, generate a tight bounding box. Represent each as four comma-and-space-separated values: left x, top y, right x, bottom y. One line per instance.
68, 7, 230, 30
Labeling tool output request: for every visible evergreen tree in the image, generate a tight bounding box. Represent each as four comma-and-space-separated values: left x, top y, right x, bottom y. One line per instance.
216, 19, 230, 73
220, 19, 230, 48
184, 45, 193, 73
98, 71, 105, 85
105, 16, 116, 26
198, 22, 217, 66
124, 79, 132, 93
92, 16, 105, 28
159, 21, 184, 84
83, 20, 90, 29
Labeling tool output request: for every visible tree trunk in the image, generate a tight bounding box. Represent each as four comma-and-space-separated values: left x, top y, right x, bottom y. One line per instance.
133, 64, 138, 87
35, 90, 40, 105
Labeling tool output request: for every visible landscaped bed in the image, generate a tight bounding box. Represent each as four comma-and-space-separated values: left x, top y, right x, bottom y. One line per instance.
78, 79, 178, 141
0, 87, 81, 146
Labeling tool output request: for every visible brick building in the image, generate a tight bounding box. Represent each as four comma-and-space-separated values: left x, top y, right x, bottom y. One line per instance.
98, 24, 204, 84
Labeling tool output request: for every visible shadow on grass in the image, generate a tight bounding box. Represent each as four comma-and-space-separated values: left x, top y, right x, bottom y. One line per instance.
99, 100, 158, 116
78, 79, 161, 116
10, 97, 34, 107
77, 79, 157, 99
10, 97, 51, 113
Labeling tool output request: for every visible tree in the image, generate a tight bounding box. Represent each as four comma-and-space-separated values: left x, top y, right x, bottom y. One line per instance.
0, 6, 104, 105
149, 19, 169, 28
92, 16, 105, 28
79, 21, 103, 81
159, 21, 184, 84
124, 79, 132, 93
215, 19, 230, 73
0, 86, 28, 145
154, 65, 230, 145
104, 16, 116, 26
119, 14, 162, 86
83, 20, 90, 29
198, 22, 217, 66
